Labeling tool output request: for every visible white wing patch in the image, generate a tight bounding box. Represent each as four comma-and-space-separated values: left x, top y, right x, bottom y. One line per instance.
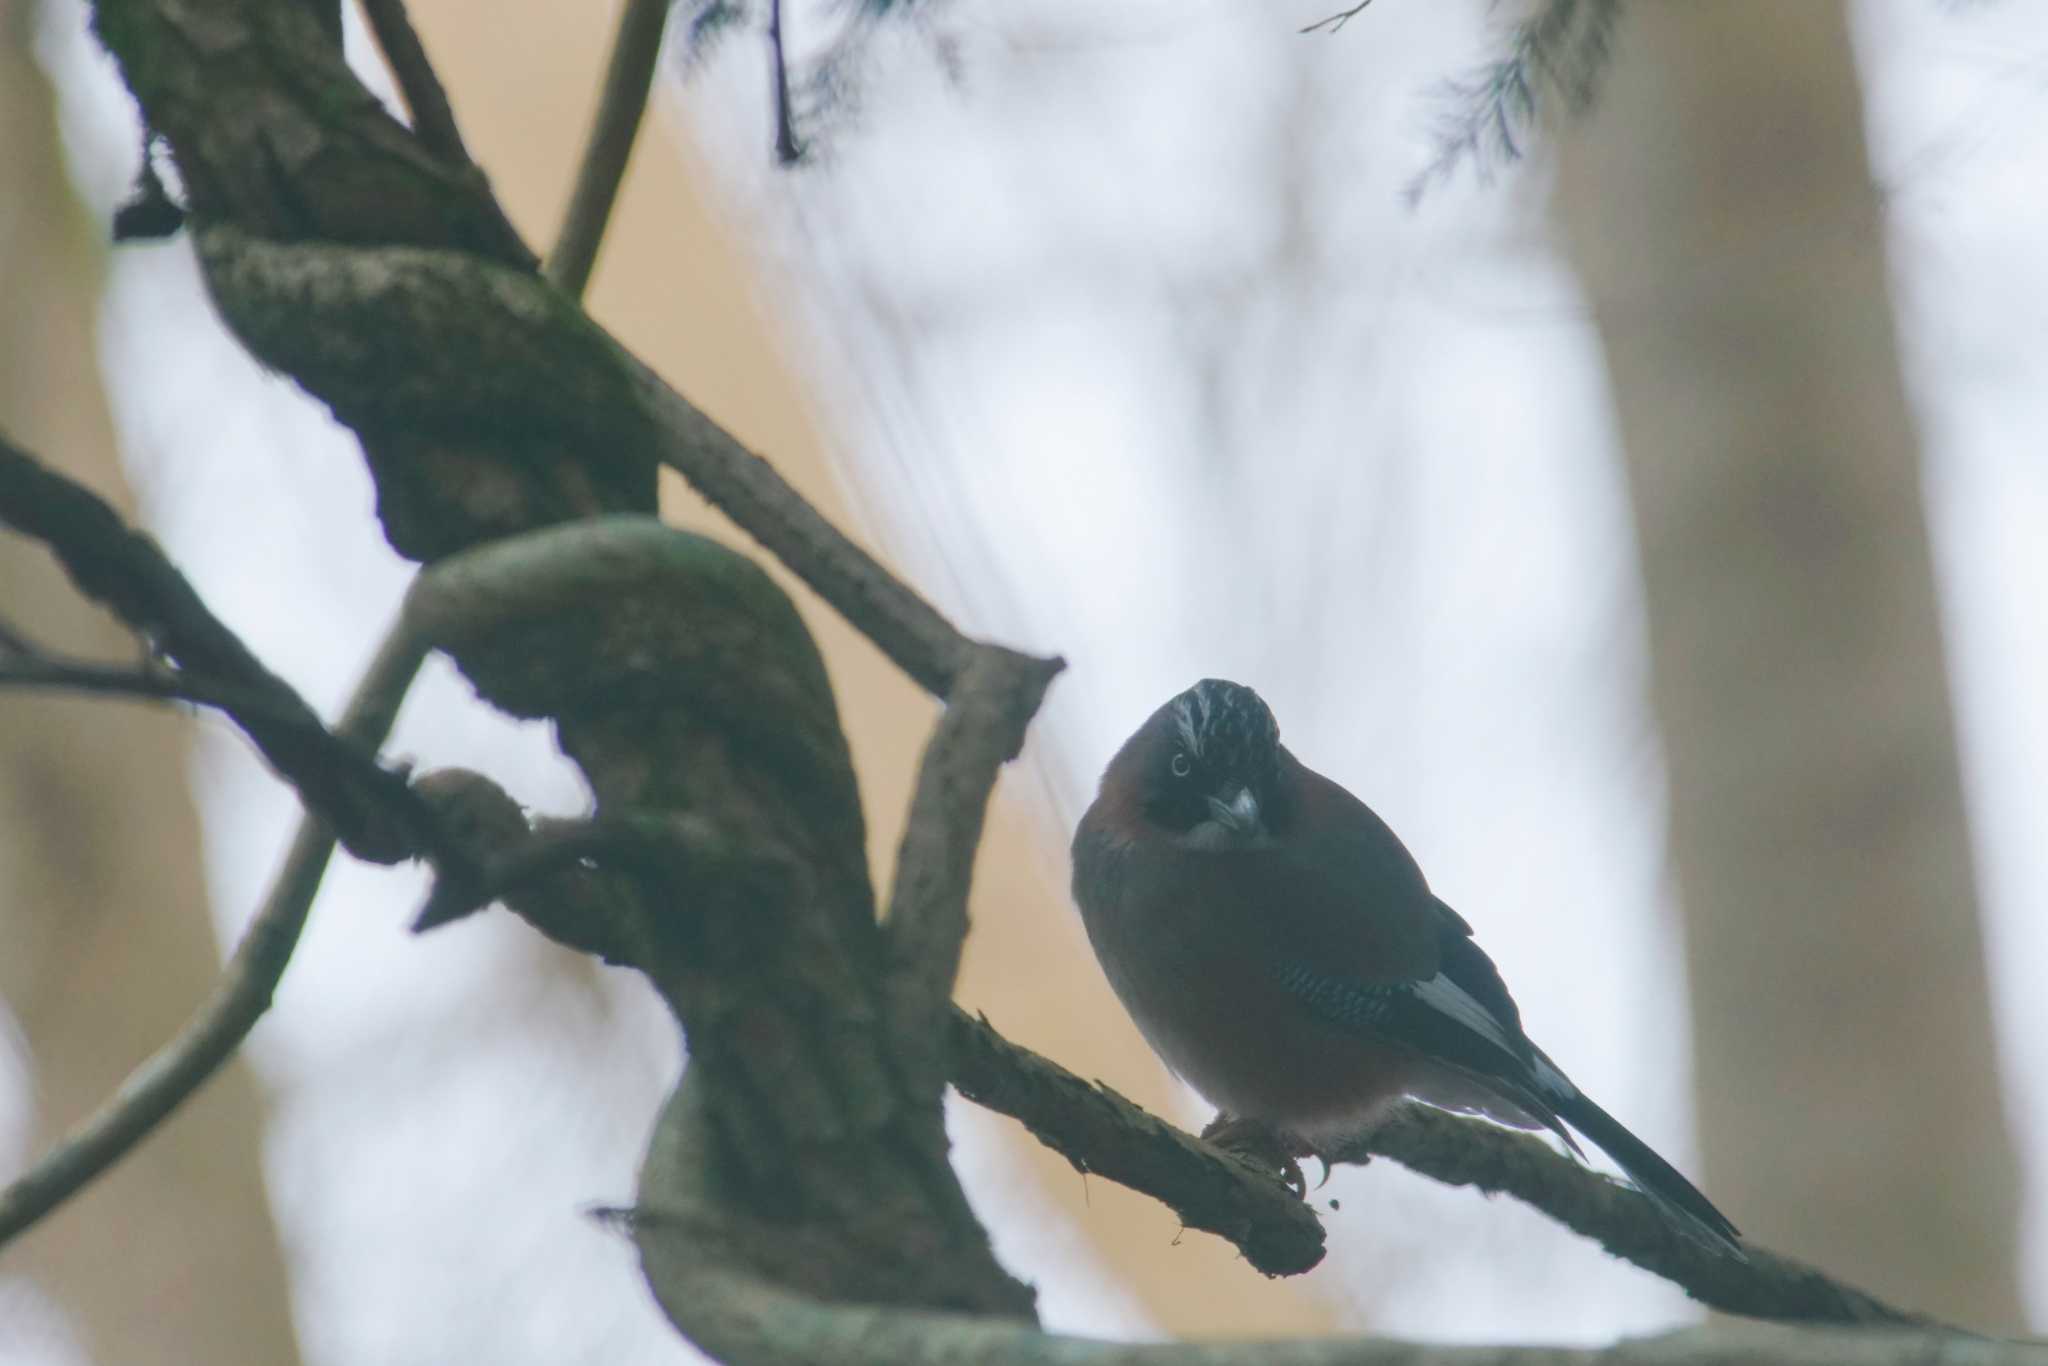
1411, 974, 1581, 1102
1410, 973, 1522, 1059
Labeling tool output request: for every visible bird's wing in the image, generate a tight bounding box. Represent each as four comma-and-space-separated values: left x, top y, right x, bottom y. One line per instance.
1254, 765, 1526, 1040
1258, 773, 1742, 1253
1269, 889, 1590, 1158
1426, 897, 1534, 1063
1274, 954, 1569, 1107
1253, 765, 1582, 1139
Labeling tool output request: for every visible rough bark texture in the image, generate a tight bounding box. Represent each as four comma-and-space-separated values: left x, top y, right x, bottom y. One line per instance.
88, 0, 653, 560
82, 0, 1038, 1329
0, 3, 301, 1358
401, 517, 1041, 1316
1556, 0, 2022, 1330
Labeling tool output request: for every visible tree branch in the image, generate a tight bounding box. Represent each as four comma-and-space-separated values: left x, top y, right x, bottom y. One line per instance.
410, 800, 753, 954
0, 652, 308, 722
1301, 1, 1372, 37
413, 810, 659, 933
948, 1008, 1945, 1325
885, 646, 1064, 1091
384, 516, 1035, 1314
0, 432, 447, 866
547, 0, 673, 299
358, 0, 472, 167
626, 340, 989, 699
637, 1237, 2025, 1366
0, 822, 330, 1247
767, 0, 802, 163
89, 0, 531, 263
947, 1008, 1327, 1277
1340, 1107, 1935, 1327
0, 610, 429, 1247
0, 640, 418, 793
193, 225, 991, 697
0, 446, 1955, 1320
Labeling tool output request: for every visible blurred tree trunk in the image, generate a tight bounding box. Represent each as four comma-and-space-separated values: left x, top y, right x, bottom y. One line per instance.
1557, 1, 2020, 1330
406, 0, 1337, 1336
0, 1, 303, 1359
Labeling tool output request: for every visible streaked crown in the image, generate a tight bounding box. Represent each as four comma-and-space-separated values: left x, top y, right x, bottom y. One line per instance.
1171, 678, 1280, 773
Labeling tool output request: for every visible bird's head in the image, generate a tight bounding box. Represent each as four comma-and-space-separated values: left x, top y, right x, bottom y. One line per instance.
1108, 678, 1289, 850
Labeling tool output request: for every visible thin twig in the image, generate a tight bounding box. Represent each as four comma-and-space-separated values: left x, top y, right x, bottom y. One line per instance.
547, 0, 673, 299
0, 819, 331, 1246
358, 0, 472, 166
192, 214, 998, 700
767, 0, 802, 164
610, 334, 980, 698
1301, 0, 1371, 36
0, 615, 430, 1248
0, 654, 348, 732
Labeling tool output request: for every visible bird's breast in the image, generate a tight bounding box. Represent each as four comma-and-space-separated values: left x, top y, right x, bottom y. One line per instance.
1071, 834, 1419, 1138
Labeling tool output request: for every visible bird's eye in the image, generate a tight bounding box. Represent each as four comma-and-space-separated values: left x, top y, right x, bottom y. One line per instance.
1170, 751, 1192, 778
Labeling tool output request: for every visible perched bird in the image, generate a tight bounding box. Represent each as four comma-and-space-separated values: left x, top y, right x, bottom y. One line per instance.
1071, 678, 1741, 1255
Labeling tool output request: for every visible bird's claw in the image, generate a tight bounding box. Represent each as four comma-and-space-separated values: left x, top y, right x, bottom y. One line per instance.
1201, 1114, 1315, 1200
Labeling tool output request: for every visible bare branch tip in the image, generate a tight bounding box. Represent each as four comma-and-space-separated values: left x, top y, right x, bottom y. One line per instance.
359, 0, 473, 167
546, 0, 673, 299
1301, 0, 1371, 36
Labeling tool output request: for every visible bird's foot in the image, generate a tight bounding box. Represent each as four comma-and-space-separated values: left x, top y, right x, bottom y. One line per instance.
1202, 1114, 1315, 1199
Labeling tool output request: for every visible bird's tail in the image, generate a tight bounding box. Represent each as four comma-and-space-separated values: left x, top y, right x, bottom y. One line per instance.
1547, 1084, 1744, 1259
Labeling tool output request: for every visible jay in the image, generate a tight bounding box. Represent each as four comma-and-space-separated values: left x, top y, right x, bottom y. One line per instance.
1072, 678, 1741, 1255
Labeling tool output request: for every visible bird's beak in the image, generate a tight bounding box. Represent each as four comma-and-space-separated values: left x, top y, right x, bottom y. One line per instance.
1206, 786, 1262, 835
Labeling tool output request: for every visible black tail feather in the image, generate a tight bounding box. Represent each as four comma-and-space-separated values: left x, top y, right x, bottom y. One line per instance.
1551, 1088, 1743, 1258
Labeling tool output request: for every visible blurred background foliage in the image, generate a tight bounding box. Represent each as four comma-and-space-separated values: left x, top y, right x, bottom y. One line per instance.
1, 0, 2043, 1360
